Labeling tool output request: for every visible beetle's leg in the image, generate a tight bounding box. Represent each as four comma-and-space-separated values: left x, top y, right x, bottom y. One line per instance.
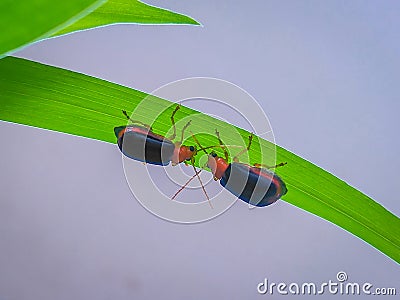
179, 120, 192, 144
232, 133, 253, 162
122, 110, 152, 130
168, 105, 181, 140
254, 162, 287, 169
215, 129, 229, 161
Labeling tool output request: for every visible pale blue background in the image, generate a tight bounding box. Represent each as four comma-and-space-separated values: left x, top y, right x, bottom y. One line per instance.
1, 0, 399, 299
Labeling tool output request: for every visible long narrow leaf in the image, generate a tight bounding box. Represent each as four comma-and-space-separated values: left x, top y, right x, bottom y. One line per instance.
0, 0, 199, 57
0, 0, 103, 56
1, 57, 399, 263
52, 0, 200, 37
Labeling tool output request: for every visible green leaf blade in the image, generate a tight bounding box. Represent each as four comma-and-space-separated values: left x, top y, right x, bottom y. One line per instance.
0, 0, 103, 56
1, 57, 399, 263
277, 147, 400, 262
0, 0, 199, 57
52, 0, 200, 37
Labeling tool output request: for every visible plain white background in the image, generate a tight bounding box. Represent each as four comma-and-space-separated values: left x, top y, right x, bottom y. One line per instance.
1, 0, 399, 299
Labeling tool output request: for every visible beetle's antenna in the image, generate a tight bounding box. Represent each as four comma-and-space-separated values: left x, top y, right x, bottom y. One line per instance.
190, 131, 208, 154
189, 131, 244, 153
171, 162, 212, 208
190, 158, 212, 208
171, 168, 202, 201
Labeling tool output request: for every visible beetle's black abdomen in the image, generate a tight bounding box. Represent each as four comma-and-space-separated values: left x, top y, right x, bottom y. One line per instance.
220, 162, 287, 207
116, 126, 175, 166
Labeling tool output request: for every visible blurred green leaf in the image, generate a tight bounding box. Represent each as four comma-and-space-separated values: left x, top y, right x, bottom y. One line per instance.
1, 57, 399, 264
52, 0, 200, 37
0, 0, 199, 57
0, 0, 103, 56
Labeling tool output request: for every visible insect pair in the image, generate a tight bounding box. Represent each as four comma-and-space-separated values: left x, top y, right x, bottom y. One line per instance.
114, 105, 287, 207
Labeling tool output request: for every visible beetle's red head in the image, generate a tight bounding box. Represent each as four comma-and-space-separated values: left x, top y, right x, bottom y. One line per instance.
180, 145, 196, 162
208, 152, 229, 180
172, 144, 197, 165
